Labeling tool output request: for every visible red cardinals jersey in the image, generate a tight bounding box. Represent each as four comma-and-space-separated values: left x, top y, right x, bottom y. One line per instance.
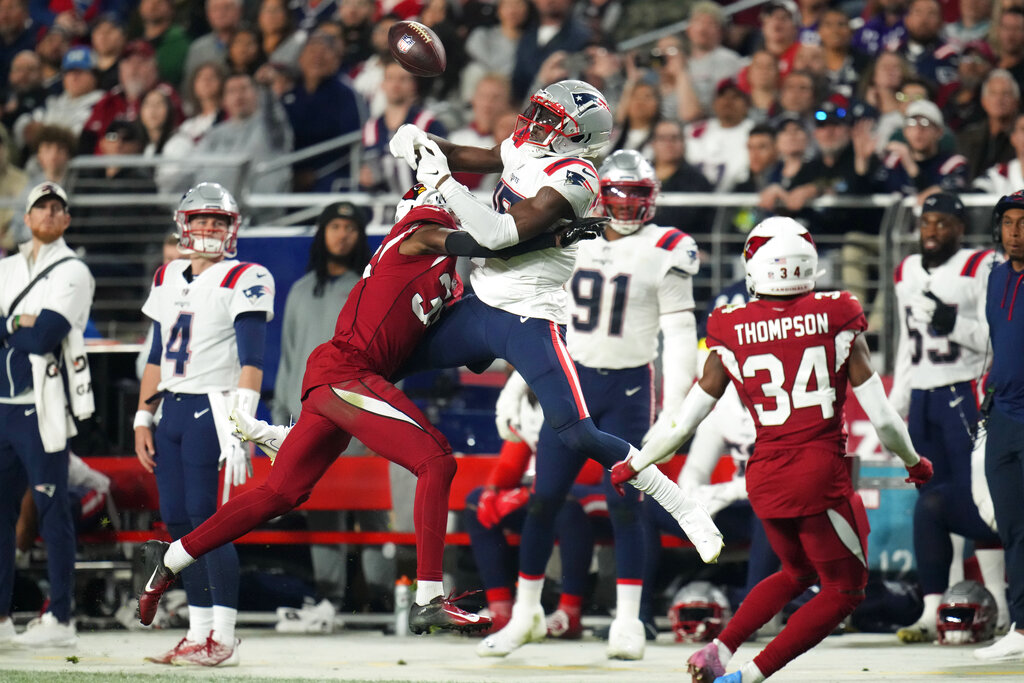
705, 291, 867, 517
301, 206, 461, 398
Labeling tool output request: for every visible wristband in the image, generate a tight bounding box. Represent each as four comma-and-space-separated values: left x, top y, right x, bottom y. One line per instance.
11, 315, 20, 333
133, 410, 155, 429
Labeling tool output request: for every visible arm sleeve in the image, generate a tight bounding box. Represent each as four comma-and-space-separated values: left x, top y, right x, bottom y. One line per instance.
852, 373, 921, 467
444, 229, 557, 258
234, 311, 268, 369
147, 321, 163, 365
633, 383, 720, 472
659, 310, 697, 416
890, 309, 911, 420
486, 440, 534, 489
8, 310, 71, 354
436, 176, 521, 250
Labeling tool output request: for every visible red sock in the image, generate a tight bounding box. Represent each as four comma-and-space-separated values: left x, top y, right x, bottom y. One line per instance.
558, 593, 583, 619
486, 587, 513, 606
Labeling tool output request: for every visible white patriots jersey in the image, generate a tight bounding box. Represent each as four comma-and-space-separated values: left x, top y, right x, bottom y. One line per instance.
142, 259, 275, 394
972, 158, 1024, 196
684, 118, 755, 191
568, 224, 699, 369
893, 248, 997, 391
469, 137, 600, 323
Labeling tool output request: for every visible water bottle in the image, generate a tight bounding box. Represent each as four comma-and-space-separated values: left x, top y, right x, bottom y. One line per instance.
394, 575, 412, 637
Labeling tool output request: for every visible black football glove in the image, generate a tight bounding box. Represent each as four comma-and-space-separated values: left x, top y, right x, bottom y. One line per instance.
924, 291, 957, 336
556, 217, 609, 248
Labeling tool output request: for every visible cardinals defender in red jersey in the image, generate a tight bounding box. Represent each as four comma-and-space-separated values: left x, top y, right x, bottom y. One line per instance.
133, 185, 606, 639
612, 217, 933, 683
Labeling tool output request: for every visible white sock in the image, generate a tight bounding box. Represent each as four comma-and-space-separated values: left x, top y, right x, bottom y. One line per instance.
616, 581, 642, 622
164, 540, 195, 574
416, 580, 444, 605
976, 548, 1009, 626
919, 593, 942, 629
212, 605, 237, 645
187, 605, 213, 643
741, 660, 766, 683
713, 638, 732, 666
948, 534, 965, 585
516, 575, 544, 608
630, 461, 683, 516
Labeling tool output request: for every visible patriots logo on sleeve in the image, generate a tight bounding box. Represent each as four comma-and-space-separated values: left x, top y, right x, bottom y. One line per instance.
565, 170, 590, 188
243, 284, 271, 302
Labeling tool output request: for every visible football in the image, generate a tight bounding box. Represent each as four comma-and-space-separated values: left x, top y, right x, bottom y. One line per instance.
388, 20, 446, 78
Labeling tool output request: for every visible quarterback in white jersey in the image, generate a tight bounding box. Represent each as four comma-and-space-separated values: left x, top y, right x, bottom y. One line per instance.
133, 183, 274, 667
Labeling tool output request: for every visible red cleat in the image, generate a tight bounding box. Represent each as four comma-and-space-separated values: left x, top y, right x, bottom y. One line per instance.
136, 540, 177, 626
409, 591, 493, 634
144, 636, 207, 665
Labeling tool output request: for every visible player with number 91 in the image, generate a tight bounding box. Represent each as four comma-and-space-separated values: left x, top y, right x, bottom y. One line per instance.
612, 216, 933, 683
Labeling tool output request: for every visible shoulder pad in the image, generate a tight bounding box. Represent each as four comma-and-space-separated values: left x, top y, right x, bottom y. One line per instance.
894, 254, 913, 284
960, 249, 996, 277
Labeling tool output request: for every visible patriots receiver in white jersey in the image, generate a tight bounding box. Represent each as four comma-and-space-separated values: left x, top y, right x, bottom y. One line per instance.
133, 183, 275, 666
388, 80, 723, 659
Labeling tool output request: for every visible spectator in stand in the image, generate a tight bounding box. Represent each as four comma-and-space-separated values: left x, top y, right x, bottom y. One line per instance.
351, 14, 398, 120
871, 99, 969, 200
997, 9, 1024, 99
853, 0, 908, 57
292, 0, 338, 33
91, 13, 125, 91
896, 0, 959, 104
0, 134, 25, 251
881, 75, 960, 155
758, 0, 800, 80
2, 51, 47, 134
610, 80, 661, 161
573, 0, 623, 39
944, 0, 993, 49
794, 0, 827, 45
792, 43, 827, 81
687, 77, 756, 191
974, 111, 1024, 193
758, 113, 812, 214
776, 69, 821, 129
28, 2, 126, 37
226, 24, 264, 76
746, 51, 780, 123
282, 31, 363, 192
624, 35, 694, 124
183, 0, 243, 90
650, 118, 715, 232
510, 0, 590, 100
336, 0, 373, 72
77, 119, 154, 190
35, 25, 70, 94
858, 51, 913, 152
14, 47, 103, 153
685, 2, 744, 118
139, 88, 177, 156
819, 9, 866, 101
196, 72, 292, 196
945, 40, 998, 132
956, 69, 1020, 181
0, 0, 37, 92
257, 0, 304, 70
464, 0, 528, 99
731, 124, 780, 234
359, 59, 446, 193
136, 0, 189, 87
7, 125, 73, 248
418, 0, 465, 102
449, 73, 512, 192
156, 62, 225, 195
80, 40, 183, 154
579, 40, 625, 116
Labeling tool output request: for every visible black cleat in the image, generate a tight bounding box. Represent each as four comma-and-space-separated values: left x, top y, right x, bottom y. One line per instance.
409, 592, 492, 635
136, 540, 177, 626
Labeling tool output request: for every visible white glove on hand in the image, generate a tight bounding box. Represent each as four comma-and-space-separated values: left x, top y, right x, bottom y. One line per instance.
643, 413, 678, 464
230, 409, 292, 463
415, 138, 452, 189
908, 292, 937, 325
219, 439, 252, 488
389, 123, 429, 170
495, 371, 529, 443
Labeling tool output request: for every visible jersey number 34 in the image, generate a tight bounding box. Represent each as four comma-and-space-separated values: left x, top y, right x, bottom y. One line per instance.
742, 345, 837, 426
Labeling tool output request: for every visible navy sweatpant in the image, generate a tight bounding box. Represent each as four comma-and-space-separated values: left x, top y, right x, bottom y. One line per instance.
985, 406, 1024, 624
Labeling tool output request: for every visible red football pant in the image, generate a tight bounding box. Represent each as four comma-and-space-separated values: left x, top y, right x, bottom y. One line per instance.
182, 377, 456, 582
718, 494, 869, 678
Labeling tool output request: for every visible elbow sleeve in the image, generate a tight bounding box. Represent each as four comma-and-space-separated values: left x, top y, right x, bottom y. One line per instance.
234, 312, 268, 369
438, 176, 520, 250
147, 322, 163, 365
852, 373, 920, 467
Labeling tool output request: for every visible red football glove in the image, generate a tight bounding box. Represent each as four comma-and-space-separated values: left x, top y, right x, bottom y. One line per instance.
476, 487, 530, 528
905, 457, 934, 487
609, 460, 638, 496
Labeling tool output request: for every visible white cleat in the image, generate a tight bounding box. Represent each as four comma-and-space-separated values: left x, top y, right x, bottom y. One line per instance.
607, 617, 645, 660
11, 613, 77, 648
675, 496, 724, 564
476, 603, 545, 657
974, 628, 1024, 661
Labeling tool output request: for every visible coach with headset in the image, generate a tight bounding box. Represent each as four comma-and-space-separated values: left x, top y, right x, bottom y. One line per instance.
0, 182, 95, 648
976, 191, 1024, 661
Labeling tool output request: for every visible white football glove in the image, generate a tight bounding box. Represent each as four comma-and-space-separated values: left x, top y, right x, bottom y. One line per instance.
230, 409, 292, 464
495, 371, 529, 443
219, 439, 252, 489
908, 292, 937, 325
415, 138, 452, 189
389, 123, 429, 170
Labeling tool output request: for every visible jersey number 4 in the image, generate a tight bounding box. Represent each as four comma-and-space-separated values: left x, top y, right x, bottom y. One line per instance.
165, 312, 194, 376
571, 270, 630, 336
743, 346, 836, 426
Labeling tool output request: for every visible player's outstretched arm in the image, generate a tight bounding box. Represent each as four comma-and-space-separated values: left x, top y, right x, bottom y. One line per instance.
388, 123, 503, 173
848, 333, 933, 486
400, 217, 608, 258
611, 352, 730, 487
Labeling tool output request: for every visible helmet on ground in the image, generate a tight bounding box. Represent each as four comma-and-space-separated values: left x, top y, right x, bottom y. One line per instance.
742, 216, 822, 297
175, 182, 241, 258
394, 183, 448, 224
669, 581, 730, 643
992, 190, 1024, 243
512, 80, 612, 159
598, 150, 659, 236
937, 580, 998, 645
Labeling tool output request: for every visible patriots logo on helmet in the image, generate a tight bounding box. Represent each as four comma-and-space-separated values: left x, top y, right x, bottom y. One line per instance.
572, 91, 607, 115
243, 284, 271, 302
